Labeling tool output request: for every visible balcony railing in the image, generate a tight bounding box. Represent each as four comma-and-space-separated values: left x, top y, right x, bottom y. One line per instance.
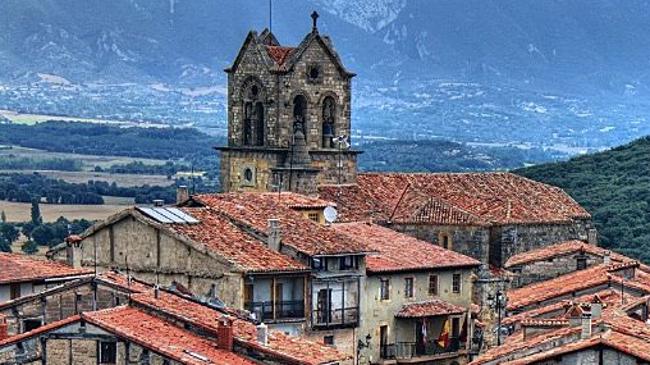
380, 344, 396, 359
312, 306, 359, 328
244, 300, 305, 322
395, 338, 464, 359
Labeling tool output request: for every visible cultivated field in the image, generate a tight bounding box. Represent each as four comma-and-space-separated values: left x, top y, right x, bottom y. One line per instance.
0, 109, 168, 128
0, 169, 175, 187
0, 145, 168, 170
0, 198, 132, 223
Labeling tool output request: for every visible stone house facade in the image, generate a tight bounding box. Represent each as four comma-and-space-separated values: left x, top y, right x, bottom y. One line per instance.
0, 272, 350, 365
48, 193, 369, 357
334, 222, 480, 365
218, 13, 359, 194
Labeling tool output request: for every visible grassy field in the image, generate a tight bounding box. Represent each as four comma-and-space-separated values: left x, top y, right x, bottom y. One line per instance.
0, 198, 131, 223
0, 109, 168, 127
0, 169, 175, 187
0, 145, 168, 170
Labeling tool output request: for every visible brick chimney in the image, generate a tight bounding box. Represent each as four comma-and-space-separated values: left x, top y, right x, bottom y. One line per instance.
256, 322, 268, 345
176, 185, 189, 205
215, 317, 234, 351
588, 228, 598, 245
581, 309, 592, 339
603, 250, 611, 266
65, 235, 83, 269
0, 314, 8, 341
267, 219, 281, 252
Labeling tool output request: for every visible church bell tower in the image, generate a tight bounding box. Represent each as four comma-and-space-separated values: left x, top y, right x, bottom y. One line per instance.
217, 12, 360, 194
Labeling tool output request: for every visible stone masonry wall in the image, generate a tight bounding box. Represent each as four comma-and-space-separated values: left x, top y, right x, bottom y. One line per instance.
510, 252, 603, 288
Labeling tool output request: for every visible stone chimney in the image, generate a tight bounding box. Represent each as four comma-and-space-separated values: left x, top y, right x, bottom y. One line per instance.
581, 309, 592, 339
256, 322, 268, 345
267, 219, 281, 252
215, 318, 234, 351
176, 185, 189, 205
603, 251, 611, 266
0, 314, 7, 341
588, 228, 598, 245
65, 235, 83, 269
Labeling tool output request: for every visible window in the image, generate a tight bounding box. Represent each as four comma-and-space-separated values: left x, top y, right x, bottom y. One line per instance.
323, 335, 334, 346
308, 65, 320, 80
242, 82, 265, 146
312, 257, 324, 271
452, 274, 462, 294
244, 168, 253, 182
308, 212, 319, 222
22, 319, 42, 332
428, 275, 438, 296
577, 256, 587, 270
98, 341, 117, 364
340, 256, 356, 270
440, 233, 451, 249
404, 277, 414, 298
322, 96, 336, 148
10, 283, 20, 300
380, 279, 390, 300
451, 317, 461, 338
293, 95, 308, 136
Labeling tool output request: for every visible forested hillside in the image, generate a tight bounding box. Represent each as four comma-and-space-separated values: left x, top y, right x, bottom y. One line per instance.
515, 137, 650, 262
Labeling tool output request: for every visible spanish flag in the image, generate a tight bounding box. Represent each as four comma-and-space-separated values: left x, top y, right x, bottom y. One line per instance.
437, 319, 451, 348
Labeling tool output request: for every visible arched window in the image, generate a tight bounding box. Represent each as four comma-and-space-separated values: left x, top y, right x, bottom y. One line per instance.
322, 96, 336, 148
242, 83, 265, 146
293, 95, 307, 136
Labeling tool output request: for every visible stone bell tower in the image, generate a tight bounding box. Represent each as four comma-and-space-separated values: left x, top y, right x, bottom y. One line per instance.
217, 12, 360, 194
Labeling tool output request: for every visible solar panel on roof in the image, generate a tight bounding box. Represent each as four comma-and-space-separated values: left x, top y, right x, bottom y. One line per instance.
153, 207, 187, 224
137, 207, 174, 224
136, 206, 200, 224
165, 208, 200, 224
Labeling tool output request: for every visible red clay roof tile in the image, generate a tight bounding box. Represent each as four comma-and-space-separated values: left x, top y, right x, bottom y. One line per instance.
83, 306, 257, 365
169, 207, 308, 273
0, 252, 92, 284
320, 172, 590, 225
266, 46, 294, 66
333, 222, 479, 273
193, 193, 368, 256
504, 240, 627, 268
396, 299, 467, 318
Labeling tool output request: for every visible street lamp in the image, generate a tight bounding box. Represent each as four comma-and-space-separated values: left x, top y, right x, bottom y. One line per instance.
487, 290, 507, 346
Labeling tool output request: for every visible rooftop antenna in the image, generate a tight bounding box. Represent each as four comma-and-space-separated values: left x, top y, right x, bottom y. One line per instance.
269, 0, 273, 33
190, 164, 196, 195
333, 135, 350, 206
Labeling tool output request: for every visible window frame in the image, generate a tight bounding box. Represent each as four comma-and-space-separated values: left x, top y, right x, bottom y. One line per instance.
98, 341, 117, 364
404, 277, 414, 298
428, 275, 439, 296
380, 278, 390, 301
10, 283, 20, 300
452, 273, 462, 294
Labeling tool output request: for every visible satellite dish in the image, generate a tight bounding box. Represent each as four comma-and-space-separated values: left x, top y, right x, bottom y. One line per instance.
324, 206, 338, 224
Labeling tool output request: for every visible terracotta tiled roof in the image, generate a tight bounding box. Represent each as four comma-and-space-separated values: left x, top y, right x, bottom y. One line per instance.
262, 192, 335, 209
168, 207, 308, 273
265, 46, 294, 66
0, 314, 81, 347
504, 240, 627, 268
193, 193, 368, 256
501, 289, 626, 327
320, 173, 590, 225
0, 253, 92, 284
83, 306, 256, 365
507, 262, 650, 311
333, 222, 479, 273
395, 299, 467, 318
131, 290, 350, 365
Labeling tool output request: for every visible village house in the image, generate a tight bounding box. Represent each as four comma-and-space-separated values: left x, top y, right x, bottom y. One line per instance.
333, 222, 480, 365
319, 173, 594, 269
470, 293, 650, 364
48, 192, 369, 357
504, 240, 628, 288
0, 271, 350, 365
0, 252, 91, 303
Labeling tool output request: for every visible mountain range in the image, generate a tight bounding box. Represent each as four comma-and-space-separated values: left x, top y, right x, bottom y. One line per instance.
2, 0, 650, 150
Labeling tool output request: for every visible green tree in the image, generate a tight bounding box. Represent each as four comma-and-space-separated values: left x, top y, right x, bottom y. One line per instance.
0, 236, 11, 253
31, 199, 42, 225
31, 225, 52, 246
0, 223, 19, 243
1, 210, 6, 223
21, 240, 38, 254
